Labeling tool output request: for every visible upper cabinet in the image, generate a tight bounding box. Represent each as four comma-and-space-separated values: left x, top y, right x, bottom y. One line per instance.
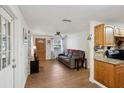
114, 27, 124, 37
94, 24, 104, 47
104, 26, 114, 46
94, 24, 115, 47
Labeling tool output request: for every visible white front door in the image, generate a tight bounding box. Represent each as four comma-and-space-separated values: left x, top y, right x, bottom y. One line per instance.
0, 8, 14, 88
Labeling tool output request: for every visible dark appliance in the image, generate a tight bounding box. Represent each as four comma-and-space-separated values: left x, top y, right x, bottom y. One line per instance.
106, 50, 124, 60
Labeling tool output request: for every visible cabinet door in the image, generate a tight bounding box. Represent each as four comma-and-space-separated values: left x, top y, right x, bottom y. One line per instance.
94, 26, 99, 47
104, 26, 114, 46
94, 24, 104, 47
98, 61, 105, 84
115, 65, 124, 88
120, 29, 124, 36
117, 70, 124, 88
114, 27, 120, 36
94, 60, 115, 87
98, 24, 104, 46
118, 70, 124, 88
94, 60, 105, 83
106, 64, 115, 88
114, 28, 124, 36
94, 60, 99, 81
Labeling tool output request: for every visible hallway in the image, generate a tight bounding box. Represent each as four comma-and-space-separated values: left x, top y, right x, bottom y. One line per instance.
25, 60, 100, 88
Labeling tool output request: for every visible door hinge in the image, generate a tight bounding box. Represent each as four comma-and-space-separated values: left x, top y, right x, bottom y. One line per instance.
12, 64, 16, 68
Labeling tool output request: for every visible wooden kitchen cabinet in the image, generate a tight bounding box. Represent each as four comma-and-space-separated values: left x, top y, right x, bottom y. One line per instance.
120, 29, 124, 36
115, 64, 124, 88
94, 60, 124, 88
94, 24, 104, 47
94, 60, 115, 87
114, 28, 124, 37
104, 26, 115, 46
114, 27, 120, 36
94, 24, 114, 47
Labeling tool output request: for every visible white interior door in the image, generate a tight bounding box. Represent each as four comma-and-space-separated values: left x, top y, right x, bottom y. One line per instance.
0, 8, 14, 88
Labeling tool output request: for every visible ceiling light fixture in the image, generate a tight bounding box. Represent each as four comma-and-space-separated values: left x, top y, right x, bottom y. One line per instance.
55, 32, 60, 35
54, 32, 62, 38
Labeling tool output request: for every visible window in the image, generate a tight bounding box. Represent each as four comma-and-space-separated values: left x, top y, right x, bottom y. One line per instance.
53, 37, 62, 50
0, 15, 11, 70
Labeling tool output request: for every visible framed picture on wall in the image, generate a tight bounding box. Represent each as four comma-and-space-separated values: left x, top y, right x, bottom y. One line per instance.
23, 28, 28, 44
47, 40, 51, 45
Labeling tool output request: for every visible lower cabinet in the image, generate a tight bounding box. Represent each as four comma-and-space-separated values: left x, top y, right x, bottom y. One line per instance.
94, 60, 124, 88
115, 64, 124, 88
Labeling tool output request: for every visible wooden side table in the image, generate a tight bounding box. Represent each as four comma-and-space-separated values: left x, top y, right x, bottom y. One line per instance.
75, 57, 87, 71
75, 58, 82, 71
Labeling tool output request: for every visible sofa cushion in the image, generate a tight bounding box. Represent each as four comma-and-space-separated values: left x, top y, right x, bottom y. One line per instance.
59, 56, 69, 59
64, 58, 70, 62
64, 50, 69, 56
67, 50, 73, 58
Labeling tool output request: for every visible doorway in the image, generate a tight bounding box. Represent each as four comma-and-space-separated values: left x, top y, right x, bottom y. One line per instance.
36, 38, 46, 63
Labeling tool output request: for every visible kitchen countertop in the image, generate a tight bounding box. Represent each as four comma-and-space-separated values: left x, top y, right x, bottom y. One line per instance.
94, 53, 124, 65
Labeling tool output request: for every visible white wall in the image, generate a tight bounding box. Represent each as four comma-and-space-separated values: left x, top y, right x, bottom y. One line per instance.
66, 31, 88, 51
1, 6, 30, 88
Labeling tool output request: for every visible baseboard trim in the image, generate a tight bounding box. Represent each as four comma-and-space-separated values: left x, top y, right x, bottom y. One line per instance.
89, 78, 107, 88
23, 74, 28, 88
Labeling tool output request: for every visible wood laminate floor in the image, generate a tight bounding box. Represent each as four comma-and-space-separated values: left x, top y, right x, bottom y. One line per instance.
25, 60, 100, 88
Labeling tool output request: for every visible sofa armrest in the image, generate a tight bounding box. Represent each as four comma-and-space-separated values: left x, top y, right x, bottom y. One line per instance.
58, 53, 65, 56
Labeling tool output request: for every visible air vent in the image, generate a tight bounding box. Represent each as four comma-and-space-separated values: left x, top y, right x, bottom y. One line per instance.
62, 19, 72, 22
